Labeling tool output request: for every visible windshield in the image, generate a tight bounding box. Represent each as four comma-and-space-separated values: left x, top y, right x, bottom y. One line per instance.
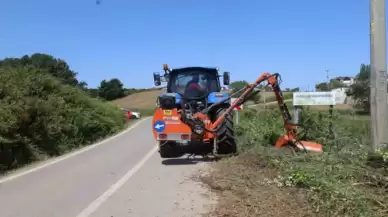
168, 70, 220, 98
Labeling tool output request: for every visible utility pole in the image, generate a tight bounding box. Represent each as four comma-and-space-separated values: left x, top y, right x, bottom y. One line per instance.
370, 0, 388, 150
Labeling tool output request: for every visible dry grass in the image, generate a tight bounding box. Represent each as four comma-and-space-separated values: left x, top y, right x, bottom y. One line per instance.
201, 154, 321, 217
257, 91, 293, 103
202, 108, 388, 217
307, 104, 352, 110
110, 89, 164, 109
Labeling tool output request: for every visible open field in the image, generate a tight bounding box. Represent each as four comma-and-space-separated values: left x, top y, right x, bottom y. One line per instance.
110, 89, 164, 116
257, 91, 293, 103
111, 89, 164, 109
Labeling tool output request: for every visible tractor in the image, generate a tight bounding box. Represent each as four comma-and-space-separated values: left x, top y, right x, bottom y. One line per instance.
152, 64, 323, 159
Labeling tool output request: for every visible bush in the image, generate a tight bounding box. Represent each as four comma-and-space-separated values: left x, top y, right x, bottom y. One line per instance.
205, 107, 387, 217
0, 66, 127, 170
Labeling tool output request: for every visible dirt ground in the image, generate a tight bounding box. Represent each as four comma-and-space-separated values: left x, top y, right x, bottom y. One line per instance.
200, 154, 322, 217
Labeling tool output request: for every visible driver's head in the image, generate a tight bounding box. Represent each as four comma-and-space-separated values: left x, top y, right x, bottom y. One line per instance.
192, 74, 199, 83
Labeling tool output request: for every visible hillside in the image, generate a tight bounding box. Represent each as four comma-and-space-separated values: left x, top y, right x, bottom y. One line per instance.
110, 89, 165, 110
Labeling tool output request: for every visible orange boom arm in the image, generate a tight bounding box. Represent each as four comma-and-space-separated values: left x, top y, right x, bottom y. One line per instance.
209, 72, 323, 153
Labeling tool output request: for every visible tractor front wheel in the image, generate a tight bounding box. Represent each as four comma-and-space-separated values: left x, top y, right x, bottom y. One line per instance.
214, 108, 237, 155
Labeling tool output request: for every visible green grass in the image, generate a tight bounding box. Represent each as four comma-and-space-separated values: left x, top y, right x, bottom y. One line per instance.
203, 107, 387, 217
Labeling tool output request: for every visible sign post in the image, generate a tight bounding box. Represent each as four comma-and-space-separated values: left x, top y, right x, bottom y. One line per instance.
231, 98, 243, 125
293, 92, 336, 138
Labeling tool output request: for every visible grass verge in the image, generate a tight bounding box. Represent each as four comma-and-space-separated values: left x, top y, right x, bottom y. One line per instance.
202, 107, 388, 217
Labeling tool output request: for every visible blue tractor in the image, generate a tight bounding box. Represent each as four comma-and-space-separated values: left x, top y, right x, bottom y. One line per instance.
152, 64, 237, 158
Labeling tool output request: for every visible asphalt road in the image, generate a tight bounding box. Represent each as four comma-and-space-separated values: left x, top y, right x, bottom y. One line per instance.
0, 118, 215, 217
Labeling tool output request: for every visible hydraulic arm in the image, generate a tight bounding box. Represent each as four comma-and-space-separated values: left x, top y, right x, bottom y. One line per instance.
201, 72, 323, 153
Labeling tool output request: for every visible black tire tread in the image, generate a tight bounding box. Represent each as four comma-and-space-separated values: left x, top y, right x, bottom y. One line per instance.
159, 142, 182, 158
215, 108, 237, 154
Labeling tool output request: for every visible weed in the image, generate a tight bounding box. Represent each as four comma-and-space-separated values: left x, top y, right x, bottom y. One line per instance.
204, 107, 388, 217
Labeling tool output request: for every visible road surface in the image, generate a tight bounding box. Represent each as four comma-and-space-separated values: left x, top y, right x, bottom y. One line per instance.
0, 118, 216, 217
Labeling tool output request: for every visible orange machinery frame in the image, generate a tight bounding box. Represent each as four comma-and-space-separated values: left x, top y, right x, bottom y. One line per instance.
152, 72, 323, 152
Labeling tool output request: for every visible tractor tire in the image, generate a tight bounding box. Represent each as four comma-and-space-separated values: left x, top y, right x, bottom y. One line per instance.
159, 141, 183, 158
214, 108, 237, 155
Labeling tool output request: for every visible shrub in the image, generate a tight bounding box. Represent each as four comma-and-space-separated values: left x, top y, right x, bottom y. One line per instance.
206, 106, 387, 217
0, 66, 127, 170
234, 108, 387, 217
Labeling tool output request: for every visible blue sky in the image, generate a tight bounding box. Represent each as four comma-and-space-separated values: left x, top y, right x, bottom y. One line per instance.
1, 0, 370, 90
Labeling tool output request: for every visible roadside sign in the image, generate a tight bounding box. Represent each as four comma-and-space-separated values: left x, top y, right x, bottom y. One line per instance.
231, 98, 244, 110
293, 92, 336, 106
231, 98, 243, 125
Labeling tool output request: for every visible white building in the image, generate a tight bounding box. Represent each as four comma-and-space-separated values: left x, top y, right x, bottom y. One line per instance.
332, 76, 354, 86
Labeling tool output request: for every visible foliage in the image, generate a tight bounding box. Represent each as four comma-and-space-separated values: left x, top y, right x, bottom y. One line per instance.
0, 65, 127, 171
206, 108, 388, 217
346, 64, 371, 112
229, 80, 249, 97
315, 79, 348, 91
0, 53, 149, 101
229, 80, 264, 103
98, 78, 126, 101
259, 92, 293, 103
0, 53, 82, 87
284, 87, 300, 92
206, 107, 387, 217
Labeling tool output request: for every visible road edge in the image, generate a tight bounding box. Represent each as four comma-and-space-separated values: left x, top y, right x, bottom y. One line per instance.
0, 117, 151, 184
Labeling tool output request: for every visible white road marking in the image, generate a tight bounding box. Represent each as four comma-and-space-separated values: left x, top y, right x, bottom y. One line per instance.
0, 117, 151, 184
75, 145, 158, 217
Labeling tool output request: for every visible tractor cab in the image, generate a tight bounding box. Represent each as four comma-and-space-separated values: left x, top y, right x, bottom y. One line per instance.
153, 64, 231, 109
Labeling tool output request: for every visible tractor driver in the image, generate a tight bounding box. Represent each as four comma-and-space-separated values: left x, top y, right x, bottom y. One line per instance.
186, 74, 201, 90
184, 74, 204, 97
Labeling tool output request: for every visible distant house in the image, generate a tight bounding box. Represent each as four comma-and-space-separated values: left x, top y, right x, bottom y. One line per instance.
332, 76, 354, 86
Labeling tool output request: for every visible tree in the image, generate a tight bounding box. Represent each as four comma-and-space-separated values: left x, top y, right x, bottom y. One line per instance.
77, 81, 88, 91
315, 82, 329, 91
229, 80, 261, 102
229, 80, 249, 96
0, 53, 80, 86
315, 79, 347, 91
346, 64, 371, 112
98, 78, 125, 100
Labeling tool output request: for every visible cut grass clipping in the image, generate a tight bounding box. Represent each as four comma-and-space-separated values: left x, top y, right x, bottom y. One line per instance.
202, 108, 388, 217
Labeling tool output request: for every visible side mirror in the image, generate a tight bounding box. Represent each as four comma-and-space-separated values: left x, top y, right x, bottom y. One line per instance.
223, 71, 230, 85
153, 72, 161, 86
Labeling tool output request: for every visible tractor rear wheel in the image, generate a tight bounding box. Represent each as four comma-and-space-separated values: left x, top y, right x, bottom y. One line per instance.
214, 108, 237, 155
159, 141, 183, 158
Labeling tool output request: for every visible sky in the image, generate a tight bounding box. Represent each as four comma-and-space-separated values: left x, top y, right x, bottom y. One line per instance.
1, 0, 371, 90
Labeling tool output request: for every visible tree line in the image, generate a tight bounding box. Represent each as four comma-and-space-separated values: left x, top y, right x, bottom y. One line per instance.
314, 63, 382, 113
0, 53, 146, 101
0, 53, 129, 170
228, 80, 299, 103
